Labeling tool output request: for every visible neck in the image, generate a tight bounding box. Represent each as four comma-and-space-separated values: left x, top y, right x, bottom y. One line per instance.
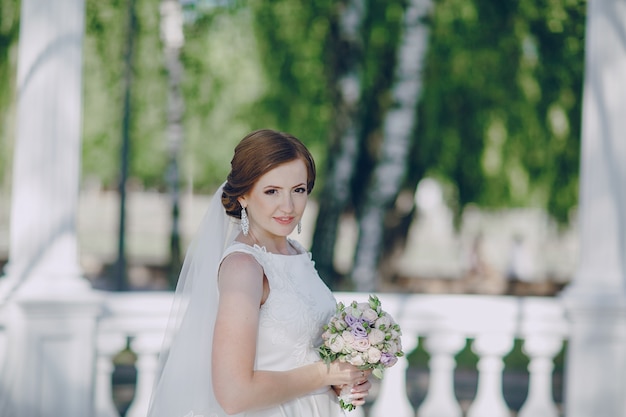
241, 230, 294, 255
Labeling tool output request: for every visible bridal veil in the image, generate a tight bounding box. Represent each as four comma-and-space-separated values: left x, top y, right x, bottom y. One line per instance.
147, 182, 240, 417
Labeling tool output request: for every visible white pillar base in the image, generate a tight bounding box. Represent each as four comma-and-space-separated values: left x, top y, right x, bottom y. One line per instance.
560, 288, 626, 417
0, 290, 102, 417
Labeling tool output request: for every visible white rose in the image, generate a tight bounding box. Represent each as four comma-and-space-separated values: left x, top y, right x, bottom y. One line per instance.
387, 341, 399, 355
391, 329, 400, 340
349, 353, 366, 366
329, 335, 346, 353
367, 347, 382, 364
322, 330, 331, 341
342, 330, 356, 345
362, 308, 379, 324
349, 306, 363, 318
396, 338, 403, 353
333, 318, 347, 331
368, 328, 386, 345
375, 315, 391, 330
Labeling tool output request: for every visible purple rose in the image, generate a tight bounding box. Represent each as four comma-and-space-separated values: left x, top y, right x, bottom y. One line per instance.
380, 352, 398, 367
350, 322, 368, 339
345, 314, 359, 327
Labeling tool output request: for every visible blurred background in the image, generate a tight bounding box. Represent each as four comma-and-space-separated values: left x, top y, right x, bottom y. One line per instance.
0, 0, 585, 295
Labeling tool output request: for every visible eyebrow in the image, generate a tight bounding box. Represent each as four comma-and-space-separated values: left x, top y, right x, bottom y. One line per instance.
263, 182, 306, 189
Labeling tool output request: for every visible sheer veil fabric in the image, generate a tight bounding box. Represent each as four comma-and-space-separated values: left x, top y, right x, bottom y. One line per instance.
147, 182, 241, 417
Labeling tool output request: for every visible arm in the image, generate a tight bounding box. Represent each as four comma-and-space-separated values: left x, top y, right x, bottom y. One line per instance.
212, 252, 367, 415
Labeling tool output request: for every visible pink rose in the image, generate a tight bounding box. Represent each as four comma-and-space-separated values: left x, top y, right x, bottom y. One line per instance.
351, 338, 371, 352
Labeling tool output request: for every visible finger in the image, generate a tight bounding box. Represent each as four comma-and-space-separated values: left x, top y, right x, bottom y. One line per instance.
351, 383, 371, 394
353, 380, 372, 391
354, 375, 371, 386
350, 392, 368, 406
354, 369, 369, 383
350, 388, 369, 398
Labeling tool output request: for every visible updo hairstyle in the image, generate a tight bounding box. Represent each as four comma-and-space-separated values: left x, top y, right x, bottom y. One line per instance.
221, 129, 316, 219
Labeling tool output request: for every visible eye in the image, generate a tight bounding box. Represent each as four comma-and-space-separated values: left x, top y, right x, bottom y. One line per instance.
294, 187, 307, 194
264, 189, 278, 195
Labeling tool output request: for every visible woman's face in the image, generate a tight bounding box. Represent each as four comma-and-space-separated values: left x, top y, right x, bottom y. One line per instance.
238, 159, 309, 240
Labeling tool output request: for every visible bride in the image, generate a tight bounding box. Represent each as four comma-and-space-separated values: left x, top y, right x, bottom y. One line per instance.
147, 129, 371, 417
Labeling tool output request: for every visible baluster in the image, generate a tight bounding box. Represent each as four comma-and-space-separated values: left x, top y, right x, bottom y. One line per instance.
417, 332, 465, 417
125, 333, 163, 417
517, 335, 562, 417
0, 318, 7, 375
369, 329, 418, 417
466, 333, 514, 417
95, 333, 127, 417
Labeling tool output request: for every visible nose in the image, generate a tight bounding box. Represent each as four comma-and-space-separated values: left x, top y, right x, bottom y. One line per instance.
279, 193, 294, 213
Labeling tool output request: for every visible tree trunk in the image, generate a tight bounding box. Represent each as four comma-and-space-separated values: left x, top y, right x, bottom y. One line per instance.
310, 0, 366, 289
160, 0, 185, 287
351, 0, 432, 291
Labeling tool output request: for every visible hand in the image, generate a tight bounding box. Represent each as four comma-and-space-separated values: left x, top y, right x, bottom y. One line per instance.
319, 361, 372, 388
329, 367, 372, 407
345, 378, 372, 406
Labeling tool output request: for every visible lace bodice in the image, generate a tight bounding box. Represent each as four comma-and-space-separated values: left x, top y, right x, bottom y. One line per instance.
220, 240, 337, 371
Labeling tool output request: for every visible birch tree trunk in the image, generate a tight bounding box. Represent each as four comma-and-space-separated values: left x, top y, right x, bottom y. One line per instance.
351, 0, 432, 291
160, 0, 185, 285
310, 0, 366, 288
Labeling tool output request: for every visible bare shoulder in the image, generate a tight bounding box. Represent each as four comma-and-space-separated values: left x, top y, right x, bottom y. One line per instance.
219, 251, 264, 281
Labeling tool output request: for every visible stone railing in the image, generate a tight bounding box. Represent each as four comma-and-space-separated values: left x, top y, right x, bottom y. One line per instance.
96, 292, 569, 417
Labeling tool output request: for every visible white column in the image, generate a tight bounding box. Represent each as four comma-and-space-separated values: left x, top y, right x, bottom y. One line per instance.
0, 0, 88, 297
0, 0, 103, 416
560, 0, 626, 416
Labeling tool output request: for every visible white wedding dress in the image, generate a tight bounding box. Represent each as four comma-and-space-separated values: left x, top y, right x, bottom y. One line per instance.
219, 240, 345, 417
147, 183, 347, 417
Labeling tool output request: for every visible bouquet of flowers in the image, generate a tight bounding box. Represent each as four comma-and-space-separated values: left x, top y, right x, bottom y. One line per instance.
318, 294, 404, 411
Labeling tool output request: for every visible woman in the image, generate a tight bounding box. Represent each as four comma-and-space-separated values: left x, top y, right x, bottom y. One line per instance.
147, 129, 371, 417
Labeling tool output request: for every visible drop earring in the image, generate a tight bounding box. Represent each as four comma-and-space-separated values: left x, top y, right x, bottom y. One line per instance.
297, 220, 302, 234
241, 207, 249, 236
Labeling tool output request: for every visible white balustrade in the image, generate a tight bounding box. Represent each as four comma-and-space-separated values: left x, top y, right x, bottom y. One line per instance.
517, 335, 562, 417
125, 333, 165, 417
466, 333, 515, 417
518, 297, 568, 417
93, 292, 568, 417
369, 331, 418, 417
417, 332, 466, 417
96, 291, 172, 417
96, 332, 128, 417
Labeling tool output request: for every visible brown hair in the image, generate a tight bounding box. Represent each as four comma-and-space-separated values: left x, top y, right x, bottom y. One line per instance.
222, 129, 316, 218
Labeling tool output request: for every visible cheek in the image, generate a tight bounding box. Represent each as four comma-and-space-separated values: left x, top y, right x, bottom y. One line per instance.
295, 195, 308, 212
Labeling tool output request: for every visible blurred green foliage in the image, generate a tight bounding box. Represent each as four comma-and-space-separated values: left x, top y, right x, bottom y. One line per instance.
0, 0, 19, 189
413, 0, 585, 223
0, 0, 585, 225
